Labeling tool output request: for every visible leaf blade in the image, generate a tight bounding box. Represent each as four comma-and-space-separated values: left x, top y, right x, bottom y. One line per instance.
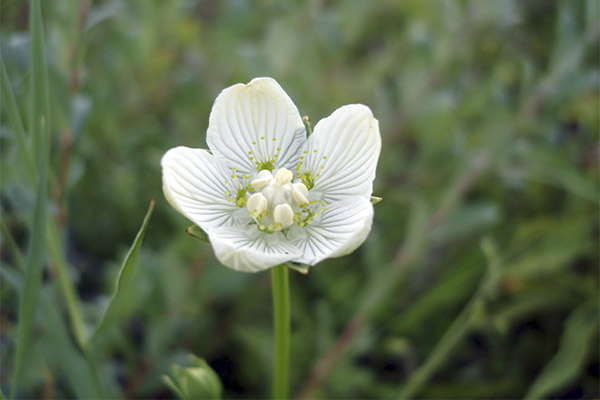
10, 0, 50, 395
88, 198, 156, 344
525, 299, 599, 399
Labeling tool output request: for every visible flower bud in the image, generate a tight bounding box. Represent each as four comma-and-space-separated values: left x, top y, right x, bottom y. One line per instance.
163, 355, 223, 399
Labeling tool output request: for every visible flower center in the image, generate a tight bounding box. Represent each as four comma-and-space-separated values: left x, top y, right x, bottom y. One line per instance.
246, 167, 311, 232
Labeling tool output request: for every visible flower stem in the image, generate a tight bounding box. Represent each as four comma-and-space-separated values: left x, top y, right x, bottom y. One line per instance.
271, 265, 290, 399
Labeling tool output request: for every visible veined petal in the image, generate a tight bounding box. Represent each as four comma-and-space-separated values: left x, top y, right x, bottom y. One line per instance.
209, 226, 302, 272
207, 77, 306, 176
287, 197, 373, 265
161, 147, 249, 231
302, 104, 381, 202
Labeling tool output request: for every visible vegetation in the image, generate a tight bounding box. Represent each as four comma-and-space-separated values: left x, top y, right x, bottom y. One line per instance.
1, 1, 598, 398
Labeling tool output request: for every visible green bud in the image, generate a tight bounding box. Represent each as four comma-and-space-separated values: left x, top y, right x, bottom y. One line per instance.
163, 355, 223, 399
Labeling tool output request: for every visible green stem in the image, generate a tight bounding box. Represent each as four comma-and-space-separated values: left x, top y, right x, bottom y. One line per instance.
271, 265, 291, 399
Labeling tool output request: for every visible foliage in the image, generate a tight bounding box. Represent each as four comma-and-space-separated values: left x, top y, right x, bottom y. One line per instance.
1, 0, 598, 398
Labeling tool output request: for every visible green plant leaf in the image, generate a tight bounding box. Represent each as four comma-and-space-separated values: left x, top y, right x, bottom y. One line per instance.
0, 265, 104, 399
525, 299, 599, 399
0, 57, 35, 185
46, 220, 88, 347
2, 18, 88, 359
10, 0, 50, 395
88, 198, 155, 344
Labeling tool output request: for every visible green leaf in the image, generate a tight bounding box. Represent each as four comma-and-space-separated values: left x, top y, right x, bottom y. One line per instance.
186, 224, 209, 242
0, 218, 26, 271
525, 148, 598, 204
88, 198, 155, 344
525, 299, 599, 399
0, 265, 104, 399
10, 0, 50, 395
38, 297, 105, 398
0, 57, 35, 185
46, 220, 88, 347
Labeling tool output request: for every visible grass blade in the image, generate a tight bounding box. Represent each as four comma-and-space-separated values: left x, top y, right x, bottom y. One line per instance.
0, 58, 35, 185
88, 198, 156, 344
10, 0, 50, 395
0, 218, 26, 271
46, 220, 88, 346
0, 264, 104, 399
3, 2, 88, 353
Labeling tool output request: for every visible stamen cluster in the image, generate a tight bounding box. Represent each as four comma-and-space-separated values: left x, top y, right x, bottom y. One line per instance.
244, 167, 317, 233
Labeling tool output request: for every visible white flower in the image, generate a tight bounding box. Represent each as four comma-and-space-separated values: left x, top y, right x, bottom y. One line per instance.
161, 77, 381, 273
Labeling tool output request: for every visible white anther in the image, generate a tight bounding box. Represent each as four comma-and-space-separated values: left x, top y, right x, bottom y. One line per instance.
275, 167, 293, 185
291, 182, 309, 205
273, 203, 294, 228
251, 170, 273, 190
246, 193, 268, 215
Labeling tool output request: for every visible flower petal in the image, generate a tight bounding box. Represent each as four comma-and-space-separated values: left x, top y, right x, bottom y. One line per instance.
206, 77, 306, 176
209, 226, 302, 272
161, 147, 249, 231
302, 104, 381, 202
287, 197, 374, 265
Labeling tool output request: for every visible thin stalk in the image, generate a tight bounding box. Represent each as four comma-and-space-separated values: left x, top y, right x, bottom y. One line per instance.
271, 265, 291, 399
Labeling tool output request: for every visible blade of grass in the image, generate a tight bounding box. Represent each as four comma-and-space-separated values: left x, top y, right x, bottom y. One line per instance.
10, 0, 50, 396
0, 218, 26, 271
88, 198, 156, 345
39, 294, 105, 398
2, 7, 88, 352
0, 265, 104, 399
3, 5, 105, 395
46, 220, 88, 346
0, 58, 35, 186
3, 218, 105, 398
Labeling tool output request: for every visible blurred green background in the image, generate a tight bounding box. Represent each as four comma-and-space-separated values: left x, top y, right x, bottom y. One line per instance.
1, 0, 598, 398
